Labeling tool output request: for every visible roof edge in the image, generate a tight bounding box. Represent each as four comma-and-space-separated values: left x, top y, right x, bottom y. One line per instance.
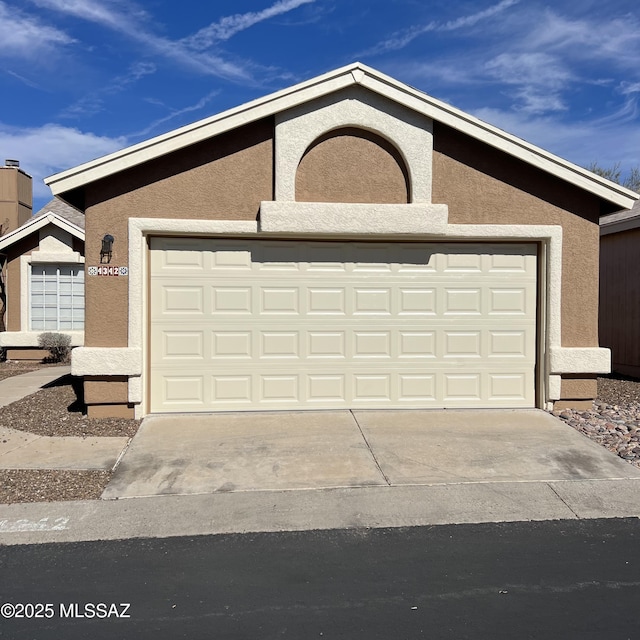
0, 211, 85, 251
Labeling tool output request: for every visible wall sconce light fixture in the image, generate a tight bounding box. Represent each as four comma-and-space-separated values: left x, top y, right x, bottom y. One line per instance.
100, 234, 114, 264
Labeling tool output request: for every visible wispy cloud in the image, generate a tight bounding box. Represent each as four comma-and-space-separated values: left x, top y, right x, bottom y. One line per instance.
184, 0, 316, 49
29, 0, 148, 33
0, 1, 74, 58
28, 0, 252, 81
5, 70, 45, 90
484, 52, 573, 114
0, 122, 126, 200
60, 62, 157, 118
130, 90, 221, 139
357, 0, 519, 57
472, 97, 640, 171
28, 0, 315, 83
620, 82, 640, 95
527, 10, 640, 65
392, 4, 640, 119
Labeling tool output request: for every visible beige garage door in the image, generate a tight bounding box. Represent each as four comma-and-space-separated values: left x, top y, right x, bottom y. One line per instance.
149, 238, 537, 412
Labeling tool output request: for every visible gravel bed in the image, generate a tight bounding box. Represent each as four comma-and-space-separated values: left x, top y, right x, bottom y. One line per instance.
0, 371, 140, 504
1, 375, 140, 438
0, 470, 110, 504
550, 375, 640, 469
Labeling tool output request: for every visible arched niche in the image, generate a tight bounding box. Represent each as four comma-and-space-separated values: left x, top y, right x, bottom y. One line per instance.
274, 86, 434, 203
295, 127, 409, 204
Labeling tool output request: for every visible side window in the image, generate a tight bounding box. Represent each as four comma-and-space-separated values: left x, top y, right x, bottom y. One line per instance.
30, 264, 85, 331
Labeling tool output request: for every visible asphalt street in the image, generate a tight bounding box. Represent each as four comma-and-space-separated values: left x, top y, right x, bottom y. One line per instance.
1, 518, 639, 639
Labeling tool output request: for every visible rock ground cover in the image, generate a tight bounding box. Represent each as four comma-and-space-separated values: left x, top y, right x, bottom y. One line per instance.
0, 366, 140, 503
552, 375, 640, 469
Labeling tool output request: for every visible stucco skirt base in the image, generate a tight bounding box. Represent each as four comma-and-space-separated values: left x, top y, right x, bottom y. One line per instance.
83, 376, 136, 419
552, 399, 595, 411
86, 403, 136, 419
4, 348, 49, 361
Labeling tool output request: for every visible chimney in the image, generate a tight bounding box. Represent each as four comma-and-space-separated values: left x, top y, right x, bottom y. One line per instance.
0, 160, 32, 235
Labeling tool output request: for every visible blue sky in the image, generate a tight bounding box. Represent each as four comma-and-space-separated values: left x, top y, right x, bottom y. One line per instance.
1, 0, 639, 212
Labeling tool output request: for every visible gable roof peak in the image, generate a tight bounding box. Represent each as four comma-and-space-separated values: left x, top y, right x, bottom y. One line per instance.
45, 63, 638, 212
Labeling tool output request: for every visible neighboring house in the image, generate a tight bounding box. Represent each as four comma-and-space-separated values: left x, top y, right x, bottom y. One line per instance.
599, 198, 640, 377
0, 160, 32, 333
0, 197, 85, 360
44, 63, 638, 419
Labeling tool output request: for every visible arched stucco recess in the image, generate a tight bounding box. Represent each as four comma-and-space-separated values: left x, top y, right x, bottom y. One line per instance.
274, 86, 433, 204
296, 127, 410, 204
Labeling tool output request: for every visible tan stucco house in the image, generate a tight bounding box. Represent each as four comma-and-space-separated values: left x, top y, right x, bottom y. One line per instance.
0, 186, 85, 359
44, 63, 638, 418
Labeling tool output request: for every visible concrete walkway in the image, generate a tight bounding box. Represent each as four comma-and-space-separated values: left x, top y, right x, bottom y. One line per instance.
0, 366, 129, 471
0, 366, 71, 408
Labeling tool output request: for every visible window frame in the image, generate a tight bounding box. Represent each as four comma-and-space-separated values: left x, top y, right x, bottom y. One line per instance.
29, 262, 85, 332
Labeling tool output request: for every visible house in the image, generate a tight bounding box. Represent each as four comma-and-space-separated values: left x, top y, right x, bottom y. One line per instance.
599, 198, 640, 377
1, 160, 32, 334
0, 187, 85, 360
44, 63, 638, 419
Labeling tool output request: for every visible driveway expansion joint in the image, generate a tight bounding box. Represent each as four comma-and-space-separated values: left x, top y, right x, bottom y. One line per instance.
546, 482, 581, 519
350, 410, 391, 486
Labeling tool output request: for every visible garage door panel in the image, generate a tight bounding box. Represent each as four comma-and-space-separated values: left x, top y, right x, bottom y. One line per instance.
151, 326, 534, 365
163, 376, 205, 406
150, 239, 537, 412
163, 331, 204, 359
151, 366, 535, 409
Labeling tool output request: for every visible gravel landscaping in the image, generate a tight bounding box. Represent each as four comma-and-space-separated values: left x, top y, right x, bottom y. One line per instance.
0, 470, 110, 504
1, 375, 139, 438
1, 363, 639, 504
551, 375, 640, 469
0, 365, 140, 504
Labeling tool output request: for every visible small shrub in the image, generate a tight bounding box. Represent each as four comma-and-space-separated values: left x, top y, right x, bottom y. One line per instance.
37, 332, 72, 363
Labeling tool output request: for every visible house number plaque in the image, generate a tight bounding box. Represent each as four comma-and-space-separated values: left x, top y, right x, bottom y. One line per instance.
87, 266, 129, 276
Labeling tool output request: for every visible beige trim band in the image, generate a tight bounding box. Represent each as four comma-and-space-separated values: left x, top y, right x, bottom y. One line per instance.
0, 331, 84, 348
260, 202, 448, 234
549, 347, 611, 374
71, 347, 142, 376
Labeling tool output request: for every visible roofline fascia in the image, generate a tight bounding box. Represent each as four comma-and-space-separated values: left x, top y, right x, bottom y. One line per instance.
600, 215, 640, 236
0, 211, 85, 251
45, 62, 638, 210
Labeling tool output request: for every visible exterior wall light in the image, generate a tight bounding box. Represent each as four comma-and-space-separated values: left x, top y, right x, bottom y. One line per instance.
100, 234, 114, 264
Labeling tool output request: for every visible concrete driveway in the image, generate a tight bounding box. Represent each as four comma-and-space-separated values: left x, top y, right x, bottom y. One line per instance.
102, 409, 640, 499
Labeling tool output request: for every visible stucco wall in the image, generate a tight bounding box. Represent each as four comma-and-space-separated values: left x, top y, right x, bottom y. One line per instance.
432, 123, 601, 348
78, 113, 606, 412
84, 376, 129, 404
5, 234, 38, 331
83, 118, 274, 348
296, 127, 409, 204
